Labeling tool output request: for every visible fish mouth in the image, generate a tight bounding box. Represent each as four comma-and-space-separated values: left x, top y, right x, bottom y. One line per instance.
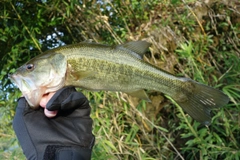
8, 73, 44, 108
9, 74, 33, 92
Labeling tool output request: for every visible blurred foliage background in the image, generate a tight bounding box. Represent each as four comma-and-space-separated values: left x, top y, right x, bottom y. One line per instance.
0, 0, 239, 159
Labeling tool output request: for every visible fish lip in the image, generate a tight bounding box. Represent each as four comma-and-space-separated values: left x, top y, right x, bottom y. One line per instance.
8, 73, 19, 87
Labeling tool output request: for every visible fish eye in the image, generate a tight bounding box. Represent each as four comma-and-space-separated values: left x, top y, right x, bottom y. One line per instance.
26, 64, 34, 71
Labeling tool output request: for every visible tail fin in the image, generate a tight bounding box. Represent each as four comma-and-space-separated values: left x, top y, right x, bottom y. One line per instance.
174, 80, 229, 125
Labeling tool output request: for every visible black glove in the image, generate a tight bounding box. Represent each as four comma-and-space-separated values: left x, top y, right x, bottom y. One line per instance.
13, 87, 95, 160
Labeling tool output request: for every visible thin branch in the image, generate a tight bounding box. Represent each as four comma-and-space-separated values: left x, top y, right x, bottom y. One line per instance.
181, 0, 206, 36
10, 2, 42, 53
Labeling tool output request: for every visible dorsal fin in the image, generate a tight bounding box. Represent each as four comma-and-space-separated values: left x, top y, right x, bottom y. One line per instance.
117, 41, 151, 59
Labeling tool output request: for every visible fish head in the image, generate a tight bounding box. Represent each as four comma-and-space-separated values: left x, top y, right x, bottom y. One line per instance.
9, 52, 67, 108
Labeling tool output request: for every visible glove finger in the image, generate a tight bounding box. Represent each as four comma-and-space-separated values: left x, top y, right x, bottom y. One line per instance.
46, 86, 76, 110
13, 97, 38, 159
46, 87, 89, 111
61, 92, 89, 110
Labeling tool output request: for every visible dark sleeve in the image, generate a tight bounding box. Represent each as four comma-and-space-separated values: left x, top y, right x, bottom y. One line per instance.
13, 97, 38, 159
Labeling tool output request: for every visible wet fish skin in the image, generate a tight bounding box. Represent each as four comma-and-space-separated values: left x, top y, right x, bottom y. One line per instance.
9, 41, 229, 125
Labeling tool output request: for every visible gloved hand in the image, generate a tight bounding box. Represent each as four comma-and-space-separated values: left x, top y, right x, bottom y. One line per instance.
13, 87, 95, 160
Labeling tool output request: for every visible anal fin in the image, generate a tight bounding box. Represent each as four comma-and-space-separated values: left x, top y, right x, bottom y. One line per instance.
125, 90, 151, 102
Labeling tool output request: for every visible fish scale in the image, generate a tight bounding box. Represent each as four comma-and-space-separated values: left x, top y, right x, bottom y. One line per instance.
66, 53, 176, 93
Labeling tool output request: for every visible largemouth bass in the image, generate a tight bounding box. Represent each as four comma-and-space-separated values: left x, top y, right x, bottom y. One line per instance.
9, 41, 229, 125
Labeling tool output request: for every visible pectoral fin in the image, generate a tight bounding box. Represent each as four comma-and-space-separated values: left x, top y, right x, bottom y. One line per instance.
74, 71, 96, 80
126, 90, 151, 102
67, 66, 96, 81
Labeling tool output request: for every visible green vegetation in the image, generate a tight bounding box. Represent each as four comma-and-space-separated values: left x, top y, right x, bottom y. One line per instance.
0, 0, 239, 159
